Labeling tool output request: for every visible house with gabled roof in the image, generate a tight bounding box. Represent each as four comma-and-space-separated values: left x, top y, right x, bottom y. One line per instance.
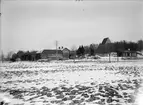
62, 48, 70, 59
41, 49, 63, 60
41, 48, 70, 60
117, 50, 143, 58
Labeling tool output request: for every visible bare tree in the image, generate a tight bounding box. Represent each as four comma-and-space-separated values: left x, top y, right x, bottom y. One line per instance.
0, 51, 4, 62
71, 45, 77, 51
70, 45, 77, 62
55, 40, 58, 60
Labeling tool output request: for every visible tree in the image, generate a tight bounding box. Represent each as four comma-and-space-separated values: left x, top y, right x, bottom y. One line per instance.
0, 51, 4, 62
137, 40, 143, 51
71, 45, 77, 51
84, 46, 90, 55
89, 44, 95, 56
76, 45, 85, 57
17, 50, 24, 58
81, 45, 85, 56
76, 46, 82, 57
11, 53, 18, 62
30, 51, 37, 61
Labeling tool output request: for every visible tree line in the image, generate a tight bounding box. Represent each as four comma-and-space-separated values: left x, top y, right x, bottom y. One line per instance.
7, 51, 41, 62
0, 39, 143, 62
75, 40, 143, 57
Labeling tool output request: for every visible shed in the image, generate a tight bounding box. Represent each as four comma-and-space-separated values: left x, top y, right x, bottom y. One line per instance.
62, 48, 70, 59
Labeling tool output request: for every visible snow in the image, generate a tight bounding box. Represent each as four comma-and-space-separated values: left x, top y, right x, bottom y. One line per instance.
0, 60, 143, 105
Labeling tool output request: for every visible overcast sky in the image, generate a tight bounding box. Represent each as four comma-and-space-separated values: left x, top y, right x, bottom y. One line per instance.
1, 0, 143, 54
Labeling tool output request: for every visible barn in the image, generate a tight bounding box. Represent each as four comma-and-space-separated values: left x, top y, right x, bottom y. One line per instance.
41, 48, 70, 60
96, 37, 112, 54
101, 37, 111, 45
41, 50, 63, 60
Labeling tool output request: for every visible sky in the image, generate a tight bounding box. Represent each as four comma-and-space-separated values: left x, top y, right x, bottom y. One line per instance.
1, 0, 143, 54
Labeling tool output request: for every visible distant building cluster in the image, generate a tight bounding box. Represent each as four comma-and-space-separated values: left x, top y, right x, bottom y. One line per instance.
41, 48, 71, 60
2, 37, 143, 62
10, 48, 73, 62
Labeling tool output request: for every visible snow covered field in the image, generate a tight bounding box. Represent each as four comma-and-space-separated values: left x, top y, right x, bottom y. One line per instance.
0, 60, 143, 105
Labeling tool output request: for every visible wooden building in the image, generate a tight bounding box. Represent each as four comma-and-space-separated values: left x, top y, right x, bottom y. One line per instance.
101, 37, 111, 45
62, 48, 70, 59
96, 37, 112, 54
41, 48, 70, 60
41, 49, 63, 60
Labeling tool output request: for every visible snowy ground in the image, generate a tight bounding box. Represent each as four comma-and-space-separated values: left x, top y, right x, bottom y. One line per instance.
0, 59, 143, 105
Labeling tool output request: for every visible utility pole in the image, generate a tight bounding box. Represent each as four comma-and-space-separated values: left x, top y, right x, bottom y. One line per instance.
117, 52, 118, 62
109, 53, 111, 63
55, 40, 58, 60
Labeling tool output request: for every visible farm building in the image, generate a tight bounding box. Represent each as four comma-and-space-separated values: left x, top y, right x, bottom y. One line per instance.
62, 48, 70, 59
96, 37, 112, 54
41, 48, 70, 60
122, 50, 137, 57
101, 37, 111, 45
41, 50, 63, 60
117, 50, 143, 58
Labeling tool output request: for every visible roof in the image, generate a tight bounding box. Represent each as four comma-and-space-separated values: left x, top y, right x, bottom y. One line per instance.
101, 37, 111, 45
117, 50, 137, 53
63, 48, 70, 51
42, 49, 63, 55
123, 50, 137, 53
